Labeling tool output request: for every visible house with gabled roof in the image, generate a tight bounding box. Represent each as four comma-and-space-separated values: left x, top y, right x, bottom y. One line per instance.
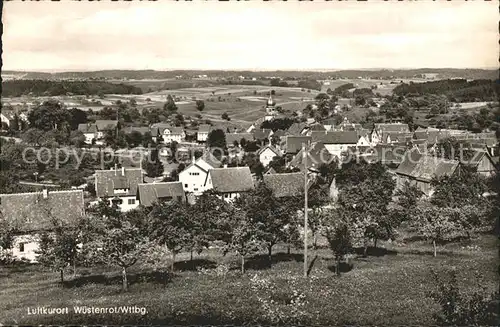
204, 166, 254, 202
286, 122, 308, 136
252, 128, 273, 142
395, 149, 460, 196
78, 120, 119, 145
310, 131, 361, 157
226, 133, 255, 148
371, 123, 410, 145
284, 135, 312, 154
151, 123, 185, 144
137, 182, 185, 207
197, 124, 212, 142
460, 149, 498, 177
94, 166, 143, 212
288, 142, 335, 172
0, 189, 85, 262
179, 152, 222, 195
257, 144, 283, 167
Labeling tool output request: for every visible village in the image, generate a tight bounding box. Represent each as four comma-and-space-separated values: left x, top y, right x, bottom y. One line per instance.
1, 0, 499, 325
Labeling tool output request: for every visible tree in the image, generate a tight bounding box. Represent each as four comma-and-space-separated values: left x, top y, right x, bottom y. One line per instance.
125, 131, 143, 148
69, 130, 86, 147
221, 112, 230, 121
195, 100, 205, 112
86, 205, 149, 291
28, 100, 71, 131
324, 209, 353, 276
37, 228, 79, 284
148, 201, 189, 271
68, 108, 88, 130
143, 148, 164, 177
206, 129, 226, 149
227, 208, 261, 273
413, 203, 460, 257
163, 95, 178, 114
395, 182, 424, 221
0, 216, 15, 255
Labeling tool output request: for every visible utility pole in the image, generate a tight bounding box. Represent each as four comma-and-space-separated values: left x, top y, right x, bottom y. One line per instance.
303, 142, 308, 278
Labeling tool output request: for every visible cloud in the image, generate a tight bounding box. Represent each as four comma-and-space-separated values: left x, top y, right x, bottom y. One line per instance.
2, 1, 498, 70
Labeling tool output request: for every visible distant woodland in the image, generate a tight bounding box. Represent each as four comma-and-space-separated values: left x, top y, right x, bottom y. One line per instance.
2, 80, 143, 97
393, 79, 499, 102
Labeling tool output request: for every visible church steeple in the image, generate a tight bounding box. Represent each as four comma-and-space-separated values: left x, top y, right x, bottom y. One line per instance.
267, 94, 275, 107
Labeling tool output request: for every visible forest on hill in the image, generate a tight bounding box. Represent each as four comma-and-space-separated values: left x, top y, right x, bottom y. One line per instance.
2, 80, 143, 97
393, 79, 499, 102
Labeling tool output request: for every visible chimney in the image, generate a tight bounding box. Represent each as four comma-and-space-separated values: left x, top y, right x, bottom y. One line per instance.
121, 166, 125, 176
42, 189, 48, 199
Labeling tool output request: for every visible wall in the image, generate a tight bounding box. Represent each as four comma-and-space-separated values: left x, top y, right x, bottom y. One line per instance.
179, 164, 208, 195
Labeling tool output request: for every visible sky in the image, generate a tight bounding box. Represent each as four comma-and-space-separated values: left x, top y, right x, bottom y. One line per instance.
2, 1, 498, 71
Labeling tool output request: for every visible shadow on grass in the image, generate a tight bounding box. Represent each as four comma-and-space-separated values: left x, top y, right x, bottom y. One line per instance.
353, 246, 398, 257
327, 262, 354, 274
244, 252, 304, 271
173, 259, 217, 271
63, 269, 172, 288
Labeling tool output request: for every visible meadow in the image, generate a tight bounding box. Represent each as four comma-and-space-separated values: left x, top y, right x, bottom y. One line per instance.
0, 233, 497, 325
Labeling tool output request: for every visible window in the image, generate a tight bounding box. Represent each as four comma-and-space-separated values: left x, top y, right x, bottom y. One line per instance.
184, 184, 188, 188
224, 194, 229, 198
194, 188, 198, 191
128, 199, 136, 205
19, 243, 25, 252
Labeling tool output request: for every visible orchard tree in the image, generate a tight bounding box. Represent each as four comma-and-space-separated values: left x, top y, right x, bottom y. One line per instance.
206, 129, 226, 149
163, 95, 178, 114
227, 208, 261, 273
143, 148, 164, 177
28, 100, 71, 131
413, 203, 460, 257
324, 209, 353, 276
148, 201, 189, 271
37, 229, 79, 283
85, 203, 149, 291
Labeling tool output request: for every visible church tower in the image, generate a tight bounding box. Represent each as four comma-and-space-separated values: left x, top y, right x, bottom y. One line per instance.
264, 94, 277, 121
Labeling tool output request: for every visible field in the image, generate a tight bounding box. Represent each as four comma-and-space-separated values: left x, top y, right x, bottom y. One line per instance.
0, 233, 497, 325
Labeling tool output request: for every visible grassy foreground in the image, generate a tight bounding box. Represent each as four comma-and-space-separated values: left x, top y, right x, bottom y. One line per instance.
0, 234, 497, 325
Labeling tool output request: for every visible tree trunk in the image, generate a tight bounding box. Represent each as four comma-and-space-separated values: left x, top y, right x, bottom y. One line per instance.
287, 244, 291, 255
73, 261, 76, 278
313, 233, 318, 250
190, 250, 193, 261
241, 255, 245, 274
267, 245, 273, 266
374, 238, 378, 249
363, 244, 368, 257
336, 257, 341, 276
433, 240, 437, 257
60, 269, 64, 284
122, 267, 128, 292
171, 252, 176, 272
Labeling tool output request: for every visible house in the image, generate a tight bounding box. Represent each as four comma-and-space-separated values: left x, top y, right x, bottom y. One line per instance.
197, 124, 212, 142
371, 123, 410, 145
288, 142, 335, 172
137, 182, 185, 206
460, 150, 498, 177
252, 128, 273, 142
395, 149, 460, 197
122, 126, 151, 136
179, 152, 222, 195
257, 145, 283, 167
263, 172, 304, 198
284, 135, 312, 154
204, 167, 254, 202
78, 120, 119, 145
361, 145, 408, 167
94, 167, 143, 212
151, 123, 185, 144
225, 133, 254, 147
309, 131, 360, 157
286, 122, 308, 136
0, 189, 85, 262
246, 117, 267, 133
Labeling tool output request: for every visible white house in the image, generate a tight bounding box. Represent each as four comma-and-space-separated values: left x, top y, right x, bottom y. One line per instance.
94, 167, 143, 212
151, 123, 185, 144
0, 189, 85, 262
257, 145, 283, 167
204, 166, 255, 202
197, 124, 211, 142
78, 120, 118, 145
179, 153, 221, 195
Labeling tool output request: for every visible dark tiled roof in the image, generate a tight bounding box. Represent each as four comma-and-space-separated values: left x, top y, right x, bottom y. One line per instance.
95, 120, 118, 131
395, 148, 423, 176
95, 168, 143, 197
285, 136, 312, 154
226, 133, 254, 145
198, 124, 211, 133
263, 172, 304, 198
396, 150, 459, 182
0, 190, 85, 232
286, 122, 307, 135
289, 142, 335, 171
272, 129, 286, 138
123, 126, 150, 135
199, 151, 222, 169
375, 123, 410, 133
310, 131, 358, 144
150, 123, 184, 135
253, 128, 272, 140
208, 167, 254, 193
137, 182, 185, 207
363, 145, 408, 164
77, 123, 98, 133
